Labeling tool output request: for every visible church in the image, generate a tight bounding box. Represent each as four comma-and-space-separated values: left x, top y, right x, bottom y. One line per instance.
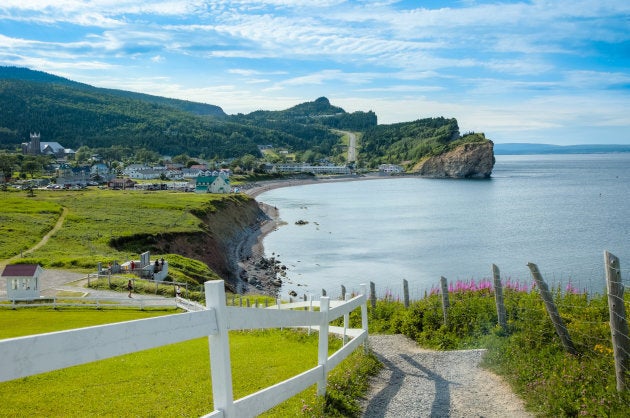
21, 132, 75, 159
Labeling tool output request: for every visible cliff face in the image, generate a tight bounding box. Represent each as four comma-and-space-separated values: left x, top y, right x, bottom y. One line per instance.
120, 197, 266, 291
413, 141, 495, 178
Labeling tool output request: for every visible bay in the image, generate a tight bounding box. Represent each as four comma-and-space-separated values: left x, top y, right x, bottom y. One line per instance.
257, 154, 630, 300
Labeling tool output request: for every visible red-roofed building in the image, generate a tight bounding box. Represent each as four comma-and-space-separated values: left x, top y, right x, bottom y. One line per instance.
2, 264, 43, 300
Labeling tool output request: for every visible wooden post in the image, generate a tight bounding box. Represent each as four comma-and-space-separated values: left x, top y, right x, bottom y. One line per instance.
308, 294, 313, 336
604, 251, 629, 392
370, 281, 376, 309
492, 264, 508, 332
527, 262, 577, 355
440, 276, 450, 325
403, 279, 410, 308
341, 285, 346, 301
361, 283, 369, 352
343, 292, 350, 345
277, 299, 283, 331
317, 296, 330, 396
205, 280, 235, 416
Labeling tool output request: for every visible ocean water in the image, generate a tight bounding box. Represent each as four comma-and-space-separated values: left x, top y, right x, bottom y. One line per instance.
257, 154, 630, 299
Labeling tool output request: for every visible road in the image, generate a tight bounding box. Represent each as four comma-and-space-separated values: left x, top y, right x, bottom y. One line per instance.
347, 131, 357, 163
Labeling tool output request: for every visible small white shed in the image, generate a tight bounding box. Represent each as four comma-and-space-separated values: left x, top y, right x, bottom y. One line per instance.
2, 264, 43, 300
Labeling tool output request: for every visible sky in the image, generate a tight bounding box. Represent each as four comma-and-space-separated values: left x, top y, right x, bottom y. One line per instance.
0, 0, 629, 145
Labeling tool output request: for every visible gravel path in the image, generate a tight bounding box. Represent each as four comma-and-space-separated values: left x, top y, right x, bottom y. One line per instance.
361, 334, 533, 418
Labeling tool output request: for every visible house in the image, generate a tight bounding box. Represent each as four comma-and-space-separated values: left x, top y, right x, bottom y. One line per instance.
195, 174, 230, 194
56, 164, 90, 187
108, 178, 137, 189
268, 163, 351, 175
2, 264, 43, 300
378, 164, 404, 174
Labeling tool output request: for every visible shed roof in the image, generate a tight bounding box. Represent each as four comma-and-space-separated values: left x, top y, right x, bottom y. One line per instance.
1, 264, 42, 277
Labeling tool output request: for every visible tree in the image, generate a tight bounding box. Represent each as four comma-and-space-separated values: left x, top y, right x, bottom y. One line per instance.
22, 159, 40, 178
74, 146, 92, 164
0, 153, 17, 180
240, 154, 257, 171
172, 153, 190, 165
134, 148, 160, 164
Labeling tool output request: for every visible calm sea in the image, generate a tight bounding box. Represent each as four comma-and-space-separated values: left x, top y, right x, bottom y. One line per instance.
257, 154, 630, 299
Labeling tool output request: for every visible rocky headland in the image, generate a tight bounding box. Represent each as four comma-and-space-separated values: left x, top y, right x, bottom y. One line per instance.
413, 140, 495, 178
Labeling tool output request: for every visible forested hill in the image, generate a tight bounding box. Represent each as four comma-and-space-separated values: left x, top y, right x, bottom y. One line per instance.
0, 67, 374, 159
0, 67, 493, 174
229, 97, 377, 131
0, 66, 226, 117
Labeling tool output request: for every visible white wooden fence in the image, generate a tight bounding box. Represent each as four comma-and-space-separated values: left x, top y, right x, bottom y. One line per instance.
2, 295, 179, 310
0, 280, 369, 417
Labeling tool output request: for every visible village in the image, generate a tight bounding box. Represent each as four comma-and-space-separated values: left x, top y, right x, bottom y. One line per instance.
1, 133, 404, 193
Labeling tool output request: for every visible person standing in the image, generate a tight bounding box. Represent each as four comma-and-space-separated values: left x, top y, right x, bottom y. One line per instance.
127, 280, 133, 298
176, 285, 182, 298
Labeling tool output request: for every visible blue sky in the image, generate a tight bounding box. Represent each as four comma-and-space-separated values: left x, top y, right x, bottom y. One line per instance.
1, 0, 629, 145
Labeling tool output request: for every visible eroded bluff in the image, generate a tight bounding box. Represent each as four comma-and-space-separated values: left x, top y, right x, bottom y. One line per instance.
413, 141, 495, 178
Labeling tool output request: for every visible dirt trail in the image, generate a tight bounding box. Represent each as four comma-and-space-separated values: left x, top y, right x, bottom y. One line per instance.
1, 206, 68, 267
361, 334, 533, 417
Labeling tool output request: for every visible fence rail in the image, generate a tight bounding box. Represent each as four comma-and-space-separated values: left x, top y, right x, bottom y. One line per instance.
0, 280, 368, 418
0, 295, 178, 310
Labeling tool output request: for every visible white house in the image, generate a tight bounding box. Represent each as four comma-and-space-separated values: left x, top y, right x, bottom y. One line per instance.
2, 264, 43, 300
378, 164, 404, 174
269, 163, 351, 175
195, 175, 230, 194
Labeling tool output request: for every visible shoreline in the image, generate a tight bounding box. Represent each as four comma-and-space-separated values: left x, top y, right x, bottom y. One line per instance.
235, 173, 391, 296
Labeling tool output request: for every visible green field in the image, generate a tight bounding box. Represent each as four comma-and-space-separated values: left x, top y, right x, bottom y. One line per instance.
0, 308, 378, 417
0, 189, 244, 283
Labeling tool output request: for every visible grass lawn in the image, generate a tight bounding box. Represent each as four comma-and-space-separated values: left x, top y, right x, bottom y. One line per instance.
0, 189, 244, 283
0, 195, 63, 259
0, 308, 351, 417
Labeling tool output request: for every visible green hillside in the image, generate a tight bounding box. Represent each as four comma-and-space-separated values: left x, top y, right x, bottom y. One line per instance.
0, 67, 492, 169
360, 117, 488, 169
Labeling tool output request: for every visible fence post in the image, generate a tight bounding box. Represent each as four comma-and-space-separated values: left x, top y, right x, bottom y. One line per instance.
277, 298, 283, 331
308, 294, 314, 336
492, 264, 508, 332
361, 283, 369, 353
370, 281, 376, 309
317, 296, 330, 396
403, 279, 410, 308
527, 262, 577, 355
604, 251, 629, 392
343, 292, 350, 345
205, 280, 235, 416
440, 276, 450, 325
341, 285, 346, 301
